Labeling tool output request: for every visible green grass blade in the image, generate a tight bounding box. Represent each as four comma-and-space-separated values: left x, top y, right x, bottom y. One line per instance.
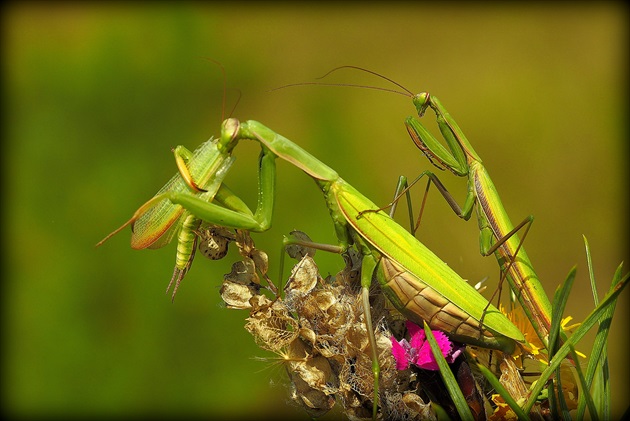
423, 322, 473, 421
549, 267, 576, 357
576, 260, 624, 420
547, 384, 558, 419
475, 362, 530, 420
432, 402, 452, 421
548, 267, 576, 419
523, 272, 629, 414
598, 355, 611, 419
584, 236, 599, 307
568, 346, 595, 420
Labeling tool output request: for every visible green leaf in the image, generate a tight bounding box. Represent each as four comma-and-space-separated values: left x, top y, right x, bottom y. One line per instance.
524, 272, 629, 414
476, 362, 530, 420
423, 322, 473, 421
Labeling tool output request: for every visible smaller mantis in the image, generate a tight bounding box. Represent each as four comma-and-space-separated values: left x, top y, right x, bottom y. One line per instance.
96, 132, 278, 300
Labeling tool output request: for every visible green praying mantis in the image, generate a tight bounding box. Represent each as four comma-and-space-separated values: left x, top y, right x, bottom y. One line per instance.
403, 91, 554, 348
95, 132, 277, 300
301, 65, 555, 350
97, 115, 527, 418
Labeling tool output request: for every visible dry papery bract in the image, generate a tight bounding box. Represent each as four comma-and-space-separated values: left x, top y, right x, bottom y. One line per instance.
219, 230, 536, 420
196, 225, 235, 260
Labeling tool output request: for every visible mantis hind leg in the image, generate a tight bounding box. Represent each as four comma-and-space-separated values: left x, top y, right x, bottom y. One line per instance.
362, 170, 466, 236
479, 215, 534, 315
479, 215, 534, 259
359, 254, 381, 420
385, 176, 416, 232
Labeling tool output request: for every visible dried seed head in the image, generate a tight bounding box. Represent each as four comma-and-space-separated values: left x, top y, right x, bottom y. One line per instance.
197, 226, 234, 260
219, 279, 259, 309
285, 230, 317, 259
244, 296, 301, 353
250, 249, 269, 277
286, 338, 336, 418
289, 371, 336, 418
220, 231, 537, 420
335, 248, 362, 286
234, 229, 256, 255
400, 393, 436, 420
284, 255, 320, 298
224, 258, 260, 285
231, 229, 269, 277
286, 338, 337, 393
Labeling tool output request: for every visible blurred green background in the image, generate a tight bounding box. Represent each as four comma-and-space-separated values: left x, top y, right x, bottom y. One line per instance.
4, 3, 628, 419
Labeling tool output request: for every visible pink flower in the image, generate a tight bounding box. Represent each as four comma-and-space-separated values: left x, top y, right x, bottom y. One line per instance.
390, 321, 463, 371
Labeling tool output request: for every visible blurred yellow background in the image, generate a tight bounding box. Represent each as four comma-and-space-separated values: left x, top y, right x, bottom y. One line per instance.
4, 3, 627, 419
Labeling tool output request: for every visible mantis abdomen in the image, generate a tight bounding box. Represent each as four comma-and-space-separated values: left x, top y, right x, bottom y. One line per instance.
377, 257, 517, 353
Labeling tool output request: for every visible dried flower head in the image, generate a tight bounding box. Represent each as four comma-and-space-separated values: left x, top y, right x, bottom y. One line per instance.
218, 231, 549, 420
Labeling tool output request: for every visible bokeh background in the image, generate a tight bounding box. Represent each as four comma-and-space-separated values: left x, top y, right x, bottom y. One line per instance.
4, 3, 628, 419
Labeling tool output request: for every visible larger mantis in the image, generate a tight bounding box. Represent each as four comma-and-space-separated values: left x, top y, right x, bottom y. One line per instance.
402, 92, 554, 349
306, 66, 555, 349
99, 116, 526, 418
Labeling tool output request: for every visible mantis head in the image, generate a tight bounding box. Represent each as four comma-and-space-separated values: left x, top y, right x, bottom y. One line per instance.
412, 92, 431, 118
220, 118, 241, 153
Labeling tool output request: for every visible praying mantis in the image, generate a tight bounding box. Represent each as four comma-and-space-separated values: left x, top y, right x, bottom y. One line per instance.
97, 115, 526, 418
96, 132, 277, 300
403, 91, 554, 349
301, 65, 555, 350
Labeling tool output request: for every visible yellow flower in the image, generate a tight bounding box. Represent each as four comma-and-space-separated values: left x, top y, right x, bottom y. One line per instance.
500, 305, 546, 363
500, 305, 580, 410
489, 394, 518, 421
